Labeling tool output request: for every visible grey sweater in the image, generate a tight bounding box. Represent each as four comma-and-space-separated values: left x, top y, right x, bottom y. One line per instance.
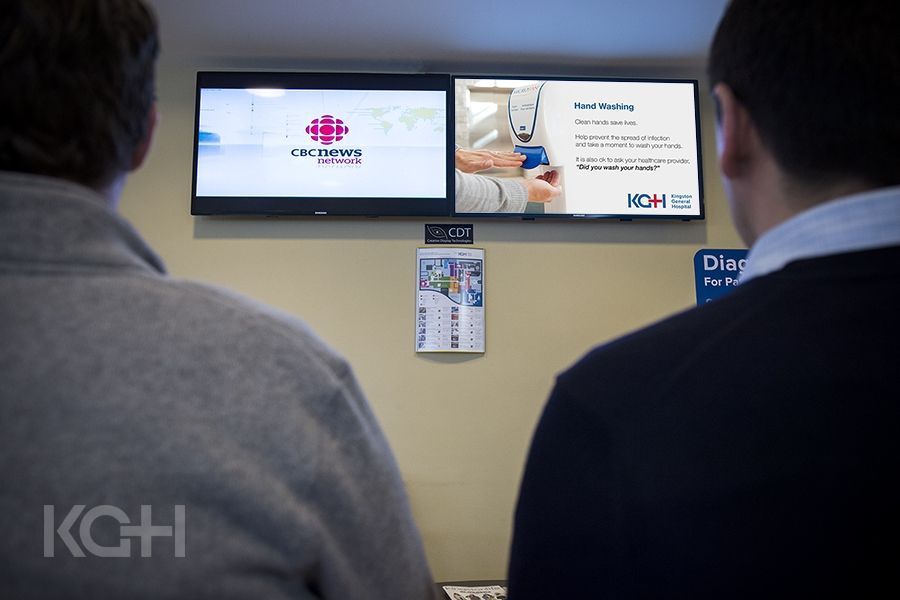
0, 171, 436, 599
454, 170, 528, 213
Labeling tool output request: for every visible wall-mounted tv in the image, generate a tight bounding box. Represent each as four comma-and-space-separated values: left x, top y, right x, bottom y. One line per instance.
452, 76, 704, 220
191, 72, 452, 216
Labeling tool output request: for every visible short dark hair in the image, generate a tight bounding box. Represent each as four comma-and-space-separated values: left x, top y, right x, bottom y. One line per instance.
0, 0, 159, 188
708, 0, 900, 187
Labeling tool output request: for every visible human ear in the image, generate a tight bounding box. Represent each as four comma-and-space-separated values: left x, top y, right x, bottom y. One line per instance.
712, 83, 754, 180
130, 103, 158, 171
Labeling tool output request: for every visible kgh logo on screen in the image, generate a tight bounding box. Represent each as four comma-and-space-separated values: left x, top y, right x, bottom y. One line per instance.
627, 193, 666, 209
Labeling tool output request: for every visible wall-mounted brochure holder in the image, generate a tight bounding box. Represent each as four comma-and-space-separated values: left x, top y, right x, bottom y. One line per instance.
416, 247, 485, 353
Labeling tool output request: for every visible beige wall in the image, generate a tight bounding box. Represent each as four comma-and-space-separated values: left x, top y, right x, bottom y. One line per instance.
120, 58, 743, 581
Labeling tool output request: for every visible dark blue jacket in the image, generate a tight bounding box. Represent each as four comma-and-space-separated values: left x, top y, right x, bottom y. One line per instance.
509, 245, 900, 598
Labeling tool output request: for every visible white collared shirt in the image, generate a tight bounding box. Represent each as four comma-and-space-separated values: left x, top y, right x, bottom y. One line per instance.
740, 186, 900, 283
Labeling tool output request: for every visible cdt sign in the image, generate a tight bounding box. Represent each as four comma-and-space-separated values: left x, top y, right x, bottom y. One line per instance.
424, 224, 474, 245
694, 248, 748, 305
44, 504, 186, 558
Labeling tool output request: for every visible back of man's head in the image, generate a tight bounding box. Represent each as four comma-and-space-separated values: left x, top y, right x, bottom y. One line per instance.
708, 0, 900, 189
0, 0, 159, 190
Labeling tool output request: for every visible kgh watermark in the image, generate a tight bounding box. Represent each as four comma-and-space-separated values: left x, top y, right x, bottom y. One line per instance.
44, 505, 185, 558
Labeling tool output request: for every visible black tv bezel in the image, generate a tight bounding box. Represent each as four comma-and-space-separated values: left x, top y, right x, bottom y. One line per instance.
450, 74, 705, 222
190, 71, 453, 217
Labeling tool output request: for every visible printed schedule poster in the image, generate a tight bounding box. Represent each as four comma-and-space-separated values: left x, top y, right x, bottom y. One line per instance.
416, 248, 485, 353
441, 584, 507, 599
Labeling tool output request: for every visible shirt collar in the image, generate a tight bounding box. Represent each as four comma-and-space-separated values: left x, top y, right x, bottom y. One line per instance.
740, 186, 900, 283
0, 170, 166, 275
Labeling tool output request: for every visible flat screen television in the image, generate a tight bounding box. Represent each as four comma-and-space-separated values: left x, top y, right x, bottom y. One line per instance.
452, 76, 704, 220
191, 72, 452, 216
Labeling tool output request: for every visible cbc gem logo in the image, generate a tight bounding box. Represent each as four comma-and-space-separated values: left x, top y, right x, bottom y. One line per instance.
306, 115, 349, 145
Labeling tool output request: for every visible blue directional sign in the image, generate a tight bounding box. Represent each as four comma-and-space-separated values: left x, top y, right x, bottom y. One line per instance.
694, 248, 748, 305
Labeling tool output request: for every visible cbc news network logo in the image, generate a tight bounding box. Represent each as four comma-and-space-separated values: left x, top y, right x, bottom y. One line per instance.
306, 115, 349, 145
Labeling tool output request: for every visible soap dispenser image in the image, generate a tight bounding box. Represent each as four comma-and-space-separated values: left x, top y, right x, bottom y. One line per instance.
508, 81, 568, 213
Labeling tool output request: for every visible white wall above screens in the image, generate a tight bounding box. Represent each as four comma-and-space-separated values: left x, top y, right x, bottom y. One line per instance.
148, 0, 730, 70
